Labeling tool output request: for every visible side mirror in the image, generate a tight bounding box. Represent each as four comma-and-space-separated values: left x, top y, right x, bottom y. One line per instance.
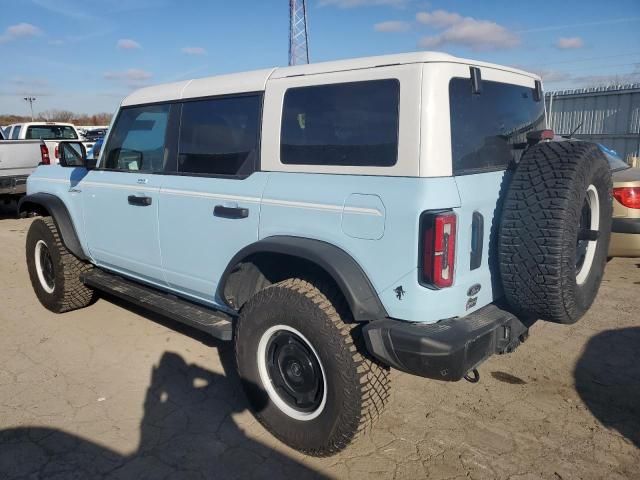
58, 141, 87, 168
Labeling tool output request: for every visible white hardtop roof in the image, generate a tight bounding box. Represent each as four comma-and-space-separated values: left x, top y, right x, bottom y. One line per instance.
122, 51, 540, 107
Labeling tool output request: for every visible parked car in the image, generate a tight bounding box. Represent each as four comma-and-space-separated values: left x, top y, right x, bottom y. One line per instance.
0, 127, 50, 200
3, 122, 84, 163
19, 52, 613, 456
610, 164, 640, 257
86, 136, 104, 161
82, 128, 107, 142
589, 144, 640, 257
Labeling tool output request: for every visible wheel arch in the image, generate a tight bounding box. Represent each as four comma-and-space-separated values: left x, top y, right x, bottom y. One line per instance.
18, 193, 88, 261
218, 236, 388, 322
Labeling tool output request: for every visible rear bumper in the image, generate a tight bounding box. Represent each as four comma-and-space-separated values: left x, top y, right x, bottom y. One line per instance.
0, 175, 28, 195
611, 218, 640, 235
363, 304, 529, 381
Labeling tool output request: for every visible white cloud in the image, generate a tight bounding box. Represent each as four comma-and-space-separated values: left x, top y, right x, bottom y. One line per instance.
319, 0, 407, 8
416, 10, 520, 51
536, 69, 572, 83
0, 76, 51, 96
416, 10, 462, 28
0, 23, 42, 44
374, 20, 410, 32
104, 69, 152, 88
555, 37, 584, 49
117, 38, 141, 50
181, 46, 207, 56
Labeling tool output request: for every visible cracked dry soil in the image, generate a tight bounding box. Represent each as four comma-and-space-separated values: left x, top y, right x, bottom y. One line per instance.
0, 212, 638, 479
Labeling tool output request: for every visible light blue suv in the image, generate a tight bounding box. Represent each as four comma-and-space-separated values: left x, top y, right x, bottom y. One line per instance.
20, 52, 612, 456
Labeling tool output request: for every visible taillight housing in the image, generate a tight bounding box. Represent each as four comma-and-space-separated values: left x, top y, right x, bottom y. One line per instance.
613, 187, 640, 209
40, 144, 50, 165
420, 211, 457, 288
54, 145, 59, 159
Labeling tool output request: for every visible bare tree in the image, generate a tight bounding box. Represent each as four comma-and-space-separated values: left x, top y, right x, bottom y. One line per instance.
40, 109, 75, 122
1, 111, 112, 126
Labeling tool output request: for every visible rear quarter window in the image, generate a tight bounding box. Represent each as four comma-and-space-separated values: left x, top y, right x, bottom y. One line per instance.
449, 78, 545, 175
280, 79, 400, 167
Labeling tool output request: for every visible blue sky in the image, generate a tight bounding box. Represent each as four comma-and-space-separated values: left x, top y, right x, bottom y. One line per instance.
1, 0, 639, 116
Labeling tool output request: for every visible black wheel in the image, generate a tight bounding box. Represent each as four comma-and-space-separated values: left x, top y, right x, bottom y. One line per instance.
235, 278, 390, 456
499, 141, 612, 324
26, 217, 96, 313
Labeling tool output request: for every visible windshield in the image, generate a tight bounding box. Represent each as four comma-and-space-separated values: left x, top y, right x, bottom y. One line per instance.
25, 125, 78, 140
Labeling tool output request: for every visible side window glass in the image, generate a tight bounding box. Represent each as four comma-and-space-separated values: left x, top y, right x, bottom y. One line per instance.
11, 126, 21, 139
177, 95, 261, 177
102, 104, 170, 172
280, 79, 400, 167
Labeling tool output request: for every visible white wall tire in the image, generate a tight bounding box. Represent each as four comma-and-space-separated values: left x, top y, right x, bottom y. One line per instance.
576, 184, 600, 285
256, 324, 327, 421
235, 277, 390, 456
34, 240, 55, 294
26, 217, 96, 313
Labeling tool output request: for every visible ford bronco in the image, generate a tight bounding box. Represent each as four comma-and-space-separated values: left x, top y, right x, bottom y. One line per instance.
19, 52, 612, 456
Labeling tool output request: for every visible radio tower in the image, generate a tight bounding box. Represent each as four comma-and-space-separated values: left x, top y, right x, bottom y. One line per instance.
289, 0, 309, 66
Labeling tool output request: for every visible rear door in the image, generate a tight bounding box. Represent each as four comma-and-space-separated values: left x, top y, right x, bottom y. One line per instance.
82, 103, 173, 286
158, 94, 267, 305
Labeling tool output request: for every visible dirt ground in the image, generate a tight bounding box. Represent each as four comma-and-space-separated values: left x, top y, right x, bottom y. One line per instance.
0, 207, 638, 479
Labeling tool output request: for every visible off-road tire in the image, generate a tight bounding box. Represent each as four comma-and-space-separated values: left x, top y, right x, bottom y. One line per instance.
499, 141, 612, 324
26, 217, 96, 313
235, 278, 390, 456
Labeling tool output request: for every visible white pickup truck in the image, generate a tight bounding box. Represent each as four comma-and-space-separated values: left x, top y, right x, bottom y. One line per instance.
0, 128, 50, 199
3, 122, 84, 161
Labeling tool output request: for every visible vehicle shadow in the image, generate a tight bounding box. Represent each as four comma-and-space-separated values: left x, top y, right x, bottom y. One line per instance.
574, 327, 640, 448
0, 302, 326, 479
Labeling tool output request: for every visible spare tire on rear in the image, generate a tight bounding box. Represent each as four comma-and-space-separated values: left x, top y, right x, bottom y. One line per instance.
498, 141, 612, 324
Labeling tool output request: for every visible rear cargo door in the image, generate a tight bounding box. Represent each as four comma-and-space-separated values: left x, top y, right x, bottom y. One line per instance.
449, 71, 545, 304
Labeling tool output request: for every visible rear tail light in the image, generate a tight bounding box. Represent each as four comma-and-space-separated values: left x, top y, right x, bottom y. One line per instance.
421, 211, 457, 288
526, 129, 554, 144
54, 145, 59, 159
40, 144, 50, 165
613, 187, 640, 209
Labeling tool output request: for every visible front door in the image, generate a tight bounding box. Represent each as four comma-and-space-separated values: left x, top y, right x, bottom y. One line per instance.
82, 103, 172, 286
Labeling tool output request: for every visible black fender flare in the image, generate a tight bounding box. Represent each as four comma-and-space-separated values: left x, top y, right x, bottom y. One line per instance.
218, 236, 388, 322
18, 193, 88, 261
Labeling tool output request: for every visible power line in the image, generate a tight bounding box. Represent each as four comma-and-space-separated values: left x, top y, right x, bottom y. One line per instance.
533, 52, 640, 68
517, 16, 640, 33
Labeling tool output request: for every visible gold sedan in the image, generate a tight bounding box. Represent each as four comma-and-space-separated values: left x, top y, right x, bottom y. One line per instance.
609, 167, 640, 257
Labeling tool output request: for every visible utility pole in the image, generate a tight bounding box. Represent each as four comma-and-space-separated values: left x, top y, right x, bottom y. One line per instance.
289, 0, 310, 66
23, 96, 36, 121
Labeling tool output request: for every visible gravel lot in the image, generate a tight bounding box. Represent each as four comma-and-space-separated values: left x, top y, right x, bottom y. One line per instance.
0, 208, 638, 479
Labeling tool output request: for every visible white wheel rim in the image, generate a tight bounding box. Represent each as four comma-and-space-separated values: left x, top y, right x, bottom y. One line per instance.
257, 325, 327, 421
35, 240, 55, 294
576, 184, 600, 285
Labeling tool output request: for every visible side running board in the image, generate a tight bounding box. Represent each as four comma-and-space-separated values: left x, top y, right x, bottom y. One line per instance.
81, 269, 233, 341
